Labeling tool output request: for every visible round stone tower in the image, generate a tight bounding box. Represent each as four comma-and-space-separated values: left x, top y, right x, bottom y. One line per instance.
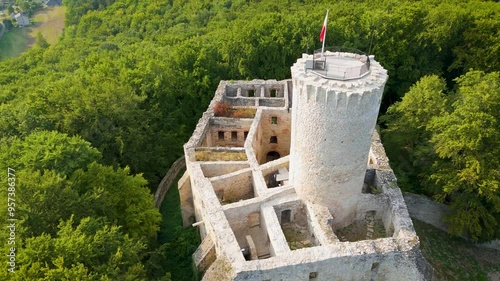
289, 50, 388, 227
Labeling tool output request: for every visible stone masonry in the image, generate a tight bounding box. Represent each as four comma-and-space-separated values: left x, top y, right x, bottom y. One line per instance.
179, 51, 432, 281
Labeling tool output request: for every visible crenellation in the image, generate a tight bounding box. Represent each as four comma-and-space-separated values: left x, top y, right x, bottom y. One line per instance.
180, 51, 431, 280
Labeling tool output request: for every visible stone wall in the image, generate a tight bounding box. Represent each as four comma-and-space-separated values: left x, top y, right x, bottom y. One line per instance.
404, 192, 500, 250
254, 109, 291, 164
179, 171, 194, 227
234, 240, 430, 281
402, 193, 450, 233
154, 156, 186, 208
202, 117, 253, 148
200, 162, 250, 178
210, 169, 254, 204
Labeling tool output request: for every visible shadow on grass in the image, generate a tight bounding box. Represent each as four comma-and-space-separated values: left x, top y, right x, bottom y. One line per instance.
157, 170, 201, 281
0, 28, 28, 58
414, 219, 500, 281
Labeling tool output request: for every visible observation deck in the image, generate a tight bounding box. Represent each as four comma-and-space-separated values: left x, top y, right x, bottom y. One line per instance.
305, 47, 371, 80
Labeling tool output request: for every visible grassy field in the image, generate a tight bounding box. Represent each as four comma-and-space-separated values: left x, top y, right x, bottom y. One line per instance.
0, 27, 29, 58
414, 219, 500, 281
28, 6, 66, 45
0, 6, 65, 59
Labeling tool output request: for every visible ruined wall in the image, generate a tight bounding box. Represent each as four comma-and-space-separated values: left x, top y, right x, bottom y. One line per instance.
223, 81, 287, 108
224, 205, 271, 259
255, 109, 291, 164
403, 193, 450, 233
178, 171, 194, 227
306, 203, 339, 245
210, 169, 254, 204
252, 111, 264, 164
261, 204, 290, 257
189, 164, 246, 266
202, 118, 253, 148
224, 204, 263, 240
154, 156, 186, 208
200, 162, 250, 178
234, 242, 430, 281
225, 82, 285, 98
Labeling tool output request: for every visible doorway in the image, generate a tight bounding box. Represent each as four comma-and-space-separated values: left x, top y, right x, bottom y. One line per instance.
266, 151, 280, 162
281, 209, 291, 224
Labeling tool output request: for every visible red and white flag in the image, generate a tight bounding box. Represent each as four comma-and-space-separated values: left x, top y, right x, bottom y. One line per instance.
319, 10, 329, 42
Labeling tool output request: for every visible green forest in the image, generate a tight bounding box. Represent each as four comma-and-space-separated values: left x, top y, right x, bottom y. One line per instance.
0, 0, 499, 280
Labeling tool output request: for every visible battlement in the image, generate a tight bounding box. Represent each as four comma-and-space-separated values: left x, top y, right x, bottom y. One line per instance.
308, 48, 372, 80
292, 52, 388, 91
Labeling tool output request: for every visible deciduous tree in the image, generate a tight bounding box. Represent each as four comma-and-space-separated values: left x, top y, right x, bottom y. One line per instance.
428, 71, 500, 239
381, 75, 448, 193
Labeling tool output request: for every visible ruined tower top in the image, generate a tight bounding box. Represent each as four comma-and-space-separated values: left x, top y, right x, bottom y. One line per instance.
304, 48, 373, 81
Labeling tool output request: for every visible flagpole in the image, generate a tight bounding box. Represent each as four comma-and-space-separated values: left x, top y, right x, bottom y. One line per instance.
321, 9, 329, 59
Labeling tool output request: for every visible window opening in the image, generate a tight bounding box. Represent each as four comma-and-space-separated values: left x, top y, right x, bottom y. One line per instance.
270, 89, 277, 97
281, 209, 291, 224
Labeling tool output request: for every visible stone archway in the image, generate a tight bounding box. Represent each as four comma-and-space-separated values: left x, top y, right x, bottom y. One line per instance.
266, 151, 280, 162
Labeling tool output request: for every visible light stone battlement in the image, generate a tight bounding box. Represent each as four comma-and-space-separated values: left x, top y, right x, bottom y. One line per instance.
178, 53, 432, 281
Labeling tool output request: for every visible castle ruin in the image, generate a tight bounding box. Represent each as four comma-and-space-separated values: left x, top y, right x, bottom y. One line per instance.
179, 50, 432, 280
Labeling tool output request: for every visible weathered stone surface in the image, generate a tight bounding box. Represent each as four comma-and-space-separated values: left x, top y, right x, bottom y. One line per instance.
289, 52, 388, 227
193, 235, 216, 273
403, 192, 450, 233
181, 53, 432, 281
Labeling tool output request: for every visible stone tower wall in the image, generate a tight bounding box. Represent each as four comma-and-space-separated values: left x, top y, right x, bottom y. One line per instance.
289, 53, 388, 227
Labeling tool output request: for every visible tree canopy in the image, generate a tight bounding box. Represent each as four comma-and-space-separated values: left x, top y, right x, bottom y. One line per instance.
1, 0, 498, 187
383, 71, 500, 240
6, 216, 156, 281
0, 131, 162, 279
0, 0, 499, 278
